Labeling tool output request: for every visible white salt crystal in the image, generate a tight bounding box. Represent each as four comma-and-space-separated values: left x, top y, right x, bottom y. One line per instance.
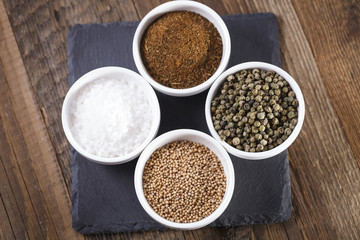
70, 77, 153, 158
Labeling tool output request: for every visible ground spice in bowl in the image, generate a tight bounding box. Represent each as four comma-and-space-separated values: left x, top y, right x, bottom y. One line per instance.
140, 11, 223, 89
142, 140, 226, 223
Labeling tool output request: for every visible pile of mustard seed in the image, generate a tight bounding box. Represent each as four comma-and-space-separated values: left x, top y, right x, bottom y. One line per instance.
142, 140, 226, 223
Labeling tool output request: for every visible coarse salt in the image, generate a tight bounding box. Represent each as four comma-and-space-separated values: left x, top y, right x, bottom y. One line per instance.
70, 77, 153, 158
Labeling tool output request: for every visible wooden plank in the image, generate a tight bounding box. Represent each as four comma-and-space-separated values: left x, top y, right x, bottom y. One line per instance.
0, 178, 17, 240
0, 115, 29, 240
291, 0, 360, 168
220, 0, 360, 239
1, 0, 139, 196
0, 0, 84, 239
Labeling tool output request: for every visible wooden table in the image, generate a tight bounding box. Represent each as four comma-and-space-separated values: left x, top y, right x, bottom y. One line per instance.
0, 0, 359, 239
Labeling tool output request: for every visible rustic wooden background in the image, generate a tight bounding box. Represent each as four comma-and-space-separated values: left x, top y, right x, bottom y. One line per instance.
0, 0, 359, 239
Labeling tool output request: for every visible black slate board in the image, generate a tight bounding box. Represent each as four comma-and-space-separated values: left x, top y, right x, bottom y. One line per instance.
68, 13, 292, 234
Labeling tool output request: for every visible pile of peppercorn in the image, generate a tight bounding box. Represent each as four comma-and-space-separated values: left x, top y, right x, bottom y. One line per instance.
211, 69, 299, 152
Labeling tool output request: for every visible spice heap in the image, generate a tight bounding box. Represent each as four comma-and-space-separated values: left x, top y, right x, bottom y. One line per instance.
141, 11, 223, 89
211, 69, 299, 152
143, 141, 226, 223
70, 78, 153, 158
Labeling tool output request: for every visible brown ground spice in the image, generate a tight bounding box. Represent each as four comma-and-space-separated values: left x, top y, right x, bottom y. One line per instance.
142, 141, 226, 223
140, 11, 223, 89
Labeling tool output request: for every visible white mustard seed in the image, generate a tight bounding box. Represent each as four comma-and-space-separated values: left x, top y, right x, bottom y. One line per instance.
142, 141, 226, 223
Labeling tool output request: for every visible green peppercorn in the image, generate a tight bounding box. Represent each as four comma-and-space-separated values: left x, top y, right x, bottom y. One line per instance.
277, 127, 284, 134
255, 95, 262, 102
264, 106, 272, 113
288, 91, 295, 98
281, 116, 288, 123
292, 99, 299, 107
255, 133, 262, 140
227, 75, 235, 81
261, 118, 268, 125
256, 144, 264, 151
251, 126, 259, 133
267, 112, 275, 119
232, 137, 240, 146
260, 139, 268, 146
248, 112, 256, 119
256, 105, 263, 112
257, 112, 265, 119
224, 130, 230, 137
212, 68, 298, 153
243, 103, 250, 111
272, 118, 279, 125
265, 76, 272, 83
262, 84, 269, 91
236, 128, 242, 135
273, 130, 280, 137
259, 125, 266, 132
287, 111, 296, 119
232, 115, 240, 122
284, 128, 292, 136
273, 104, 281, 112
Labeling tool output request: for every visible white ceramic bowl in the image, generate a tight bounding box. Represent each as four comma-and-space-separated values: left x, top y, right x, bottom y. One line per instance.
132, 1, 231, 97
205, 62, 305, 160
62, 67, 161, 165
134, 129, 235, 230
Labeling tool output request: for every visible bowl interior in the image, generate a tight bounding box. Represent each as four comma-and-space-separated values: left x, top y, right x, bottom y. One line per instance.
134, 129, 235, 230
205, 62, 305, 160
62, 67, 161, 165
133, 1, 231, 97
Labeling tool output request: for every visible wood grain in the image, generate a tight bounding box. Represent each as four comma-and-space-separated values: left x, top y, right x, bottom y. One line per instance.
0, 0, 83, 239
0, 0, 359, 239
291, 0, 360, 168
233, 0, 360, 239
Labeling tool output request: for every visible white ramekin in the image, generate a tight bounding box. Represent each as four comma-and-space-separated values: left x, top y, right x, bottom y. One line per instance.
205, 62, 305, 160
132, 0, 231, 97
134, 129, 235, 230
62, 67, 161, 165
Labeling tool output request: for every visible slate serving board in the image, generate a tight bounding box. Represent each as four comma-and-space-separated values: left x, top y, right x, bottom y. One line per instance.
68, 13, 292, 234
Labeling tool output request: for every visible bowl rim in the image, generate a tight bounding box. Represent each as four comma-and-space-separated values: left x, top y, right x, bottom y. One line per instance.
61, 66, 161, 165
132, 0, 231, 97
134, 129, 235, 230
205, 61, 305, 160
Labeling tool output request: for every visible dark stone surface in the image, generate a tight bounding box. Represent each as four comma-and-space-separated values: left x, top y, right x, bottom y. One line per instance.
68, 13, 291, 234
